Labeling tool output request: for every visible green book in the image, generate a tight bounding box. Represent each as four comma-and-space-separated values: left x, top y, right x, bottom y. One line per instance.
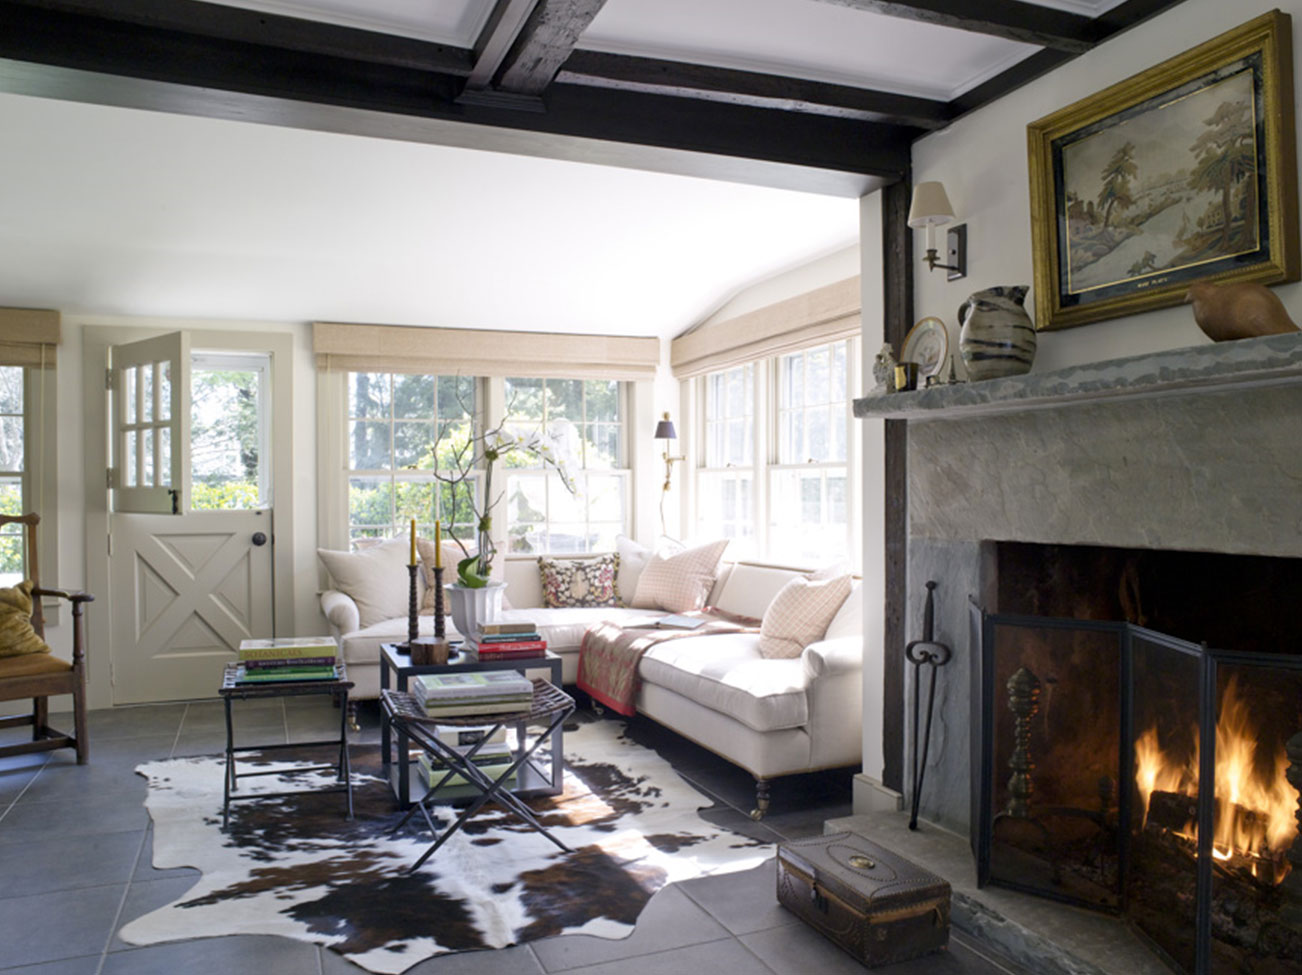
238, 666, 336, 682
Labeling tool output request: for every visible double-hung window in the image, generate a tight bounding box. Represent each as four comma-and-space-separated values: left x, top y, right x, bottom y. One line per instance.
345, 372, 477, 547
503, 378, 627, 554
696, 364, 756, 552
0, 367, 24, 584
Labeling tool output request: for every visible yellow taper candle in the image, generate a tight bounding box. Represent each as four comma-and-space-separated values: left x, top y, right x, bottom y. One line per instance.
434, 521, 442, 567
409, 518, 417, 565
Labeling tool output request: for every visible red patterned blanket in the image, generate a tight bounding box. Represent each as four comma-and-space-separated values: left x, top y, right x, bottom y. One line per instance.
576, 610, 760, 717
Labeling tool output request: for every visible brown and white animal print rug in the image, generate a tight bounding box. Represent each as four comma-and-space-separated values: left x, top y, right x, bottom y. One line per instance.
120, 717, 770, 973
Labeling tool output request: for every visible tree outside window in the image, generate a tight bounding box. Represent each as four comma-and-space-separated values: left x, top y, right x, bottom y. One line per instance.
0, 366, 23, 583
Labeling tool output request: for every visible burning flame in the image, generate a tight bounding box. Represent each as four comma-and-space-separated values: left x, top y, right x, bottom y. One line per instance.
1134, 676, 1298, 883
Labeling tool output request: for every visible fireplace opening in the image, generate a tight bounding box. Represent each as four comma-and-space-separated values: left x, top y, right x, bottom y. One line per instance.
972, 543, 1302, 975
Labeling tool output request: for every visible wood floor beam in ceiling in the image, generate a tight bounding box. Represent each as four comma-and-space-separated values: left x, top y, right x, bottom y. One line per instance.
0, 1, 910, 194
816, 0, 1098, 53
495, 0, 607, 95
558, 50, 954, 130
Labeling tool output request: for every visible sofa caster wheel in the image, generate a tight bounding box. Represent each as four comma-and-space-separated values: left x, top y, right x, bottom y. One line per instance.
751, 779, 770, 821
347, 702, 360, 733
750, 807, 766, 821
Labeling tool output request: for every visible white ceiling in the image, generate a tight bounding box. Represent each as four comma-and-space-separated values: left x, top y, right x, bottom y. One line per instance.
0, 0, 1127, 339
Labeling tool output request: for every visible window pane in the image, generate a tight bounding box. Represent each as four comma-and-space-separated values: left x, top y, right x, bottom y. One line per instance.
505, 377, 544, 421
349, 421, 392, 470
0, 367, 20, 415
349, 476, 393, 543
191, 364, 262, 509
808, 407, 829, 462
349, 373, 390, 419
141, 364, 154, 422
125, 430, 137, 486
159, 360, 171, 421
438, 375, 475, 420
158, 427, 171, 489
392, 373, 434, 419
125, 367, 137, 425
394, 479, 435, 526
585, 380, 620, 422
0, 416, 22, 472
142, 428, 155, 486
393, 420, 434, 469
546, 379, 583, 422
0, 477, 21, 585
832, 342, 847, 402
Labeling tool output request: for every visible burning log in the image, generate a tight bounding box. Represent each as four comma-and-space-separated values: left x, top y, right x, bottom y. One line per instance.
1282, 730, 1302, 926
1146, 789, 1198, 836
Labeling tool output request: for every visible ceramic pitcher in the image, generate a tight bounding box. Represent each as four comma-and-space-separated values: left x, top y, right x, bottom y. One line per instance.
957, 286, 1036, 381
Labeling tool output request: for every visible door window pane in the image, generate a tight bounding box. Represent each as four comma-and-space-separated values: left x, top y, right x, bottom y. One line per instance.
191, 354, 268, 510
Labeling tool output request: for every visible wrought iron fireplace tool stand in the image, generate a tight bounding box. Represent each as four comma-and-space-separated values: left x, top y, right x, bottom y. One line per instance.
906, 581, 952, 830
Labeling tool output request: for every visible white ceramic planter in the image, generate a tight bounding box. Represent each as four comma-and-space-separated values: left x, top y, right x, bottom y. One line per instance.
445, 581, 506, 638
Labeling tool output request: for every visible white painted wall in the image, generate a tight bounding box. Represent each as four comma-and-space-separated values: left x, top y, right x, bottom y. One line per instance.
693, 244, 860, 329
911, 0, 1302, 373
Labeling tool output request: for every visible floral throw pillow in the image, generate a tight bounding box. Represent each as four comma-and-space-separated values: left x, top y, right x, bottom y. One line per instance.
538, 554, 620, 608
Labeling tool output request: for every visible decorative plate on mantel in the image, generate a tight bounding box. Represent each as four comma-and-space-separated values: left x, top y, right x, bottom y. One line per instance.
902, 316, 948, 378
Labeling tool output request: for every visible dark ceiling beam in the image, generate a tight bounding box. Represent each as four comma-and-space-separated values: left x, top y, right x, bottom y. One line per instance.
559, 50, 954, 130
4, 0, 471, 74
466, 0, 539, 89
815, 0, 1098, 53
495, 0, 607, 94
0, 0, 910, 193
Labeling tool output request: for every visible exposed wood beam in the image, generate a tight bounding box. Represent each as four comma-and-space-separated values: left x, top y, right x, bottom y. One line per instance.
495, 0, 607, 95
0, 0, 909, 193
467, 0, 539, 89
816, 0, 1098, 53
559, 50, 954, 130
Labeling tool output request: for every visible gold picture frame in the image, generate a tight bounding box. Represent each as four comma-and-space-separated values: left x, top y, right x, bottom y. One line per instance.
1027, 11, 1299, 332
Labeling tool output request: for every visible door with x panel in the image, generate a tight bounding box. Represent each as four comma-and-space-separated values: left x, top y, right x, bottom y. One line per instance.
108, 334, 274, 704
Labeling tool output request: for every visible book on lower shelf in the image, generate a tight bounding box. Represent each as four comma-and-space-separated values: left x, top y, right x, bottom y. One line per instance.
414, 670, 532, 702
417, 752, 517, 792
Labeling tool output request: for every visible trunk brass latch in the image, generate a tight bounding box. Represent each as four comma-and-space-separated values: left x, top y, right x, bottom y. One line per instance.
848, 854, 876, 870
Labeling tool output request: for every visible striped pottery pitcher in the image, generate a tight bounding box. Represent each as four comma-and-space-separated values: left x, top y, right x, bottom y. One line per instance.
957, 286, 1036, 381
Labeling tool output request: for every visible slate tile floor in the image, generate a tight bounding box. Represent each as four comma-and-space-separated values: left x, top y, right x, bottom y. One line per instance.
0, 700, 1026, 975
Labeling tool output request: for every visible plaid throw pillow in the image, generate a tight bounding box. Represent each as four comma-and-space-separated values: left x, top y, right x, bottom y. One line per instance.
630, 539, 729, 613
538, 554, 620, 608
758, 574, 853, 659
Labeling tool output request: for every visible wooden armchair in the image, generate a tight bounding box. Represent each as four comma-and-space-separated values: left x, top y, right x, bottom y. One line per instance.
0, 513, 94, 764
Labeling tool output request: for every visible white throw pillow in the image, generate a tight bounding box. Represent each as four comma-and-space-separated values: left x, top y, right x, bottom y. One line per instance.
415, 537, 471, 615
631, 539, 729, 613
614, 535, 652, 605
758, 574, 854, 659
317, 539, 412, 629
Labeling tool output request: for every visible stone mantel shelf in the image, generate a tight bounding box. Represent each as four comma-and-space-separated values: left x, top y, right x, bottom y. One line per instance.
853, 332, 1302, 421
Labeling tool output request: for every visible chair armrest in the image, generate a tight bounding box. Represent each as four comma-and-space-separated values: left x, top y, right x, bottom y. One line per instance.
801, 635, 863, 681
33, 587, 94, 605
321, 589, 360, 634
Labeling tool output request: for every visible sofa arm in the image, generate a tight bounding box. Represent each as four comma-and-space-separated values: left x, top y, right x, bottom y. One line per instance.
320, 589, 360, 635
801, 635, 864, 681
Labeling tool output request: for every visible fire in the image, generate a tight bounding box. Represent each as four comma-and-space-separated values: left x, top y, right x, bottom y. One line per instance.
1133, 676, 1298, 883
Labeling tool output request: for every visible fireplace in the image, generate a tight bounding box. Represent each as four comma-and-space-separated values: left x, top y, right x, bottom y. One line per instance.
972, 542, 1302, 974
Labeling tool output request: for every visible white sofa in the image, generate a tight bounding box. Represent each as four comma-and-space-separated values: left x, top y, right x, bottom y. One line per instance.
320, 555, 863, 818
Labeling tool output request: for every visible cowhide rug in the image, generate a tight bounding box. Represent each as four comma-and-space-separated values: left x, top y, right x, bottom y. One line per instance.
120, 717, 770, 973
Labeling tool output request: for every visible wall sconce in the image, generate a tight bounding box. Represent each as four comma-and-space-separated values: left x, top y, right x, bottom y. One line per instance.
653, 412, 684, 534
908, 181, 967, 281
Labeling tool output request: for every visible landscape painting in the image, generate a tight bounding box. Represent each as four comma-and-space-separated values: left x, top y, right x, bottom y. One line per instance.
1027, 11, 1298, 331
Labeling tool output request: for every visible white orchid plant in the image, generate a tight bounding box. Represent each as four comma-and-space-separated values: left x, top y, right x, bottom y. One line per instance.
434, 419, 580, 589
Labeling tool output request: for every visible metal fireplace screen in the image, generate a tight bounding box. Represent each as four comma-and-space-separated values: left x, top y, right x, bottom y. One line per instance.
973, 606, 1302, 975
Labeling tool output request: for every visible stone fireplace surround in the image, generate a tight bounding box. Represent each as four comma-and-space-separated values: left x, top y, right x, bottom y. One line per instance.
854, 332, 1302, 836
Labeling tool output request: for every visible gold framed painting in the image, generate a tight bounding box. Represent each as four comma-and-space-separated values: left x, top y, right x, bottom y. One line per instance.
1027, 11, 1299, 332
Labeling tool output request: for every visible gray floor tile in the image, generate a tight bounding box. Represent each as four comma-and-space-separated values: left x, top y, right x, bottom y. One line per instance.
111, 875, 203, 950
75, 734, 181, 766
19, 757, 152, 804
0, 756, 45, 804
321, 942, 547, 974
50, 704, 187, 742
742, 921, 1006, 974
0, 883, 124, 968
530, 883, 730, 972
556, 937, 775, 975
101, 935, 320, 975
0, 790, 148, 843
0, 828, 143, 896
677, 859, 798, 936
0, 955, 104, 974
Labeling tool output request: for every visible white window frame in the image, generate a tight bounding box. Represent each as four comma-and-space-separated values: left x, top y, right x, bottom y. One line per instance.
0, 362, 59, 599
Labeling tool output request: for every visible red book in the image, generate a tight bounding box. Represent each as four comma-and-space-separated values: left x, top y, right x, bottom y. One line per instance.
474, 639, 546, 652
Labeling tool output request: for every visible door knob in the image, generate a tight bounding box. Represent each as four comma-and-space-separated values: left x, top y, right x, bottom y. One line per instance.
251, 532, 267, 546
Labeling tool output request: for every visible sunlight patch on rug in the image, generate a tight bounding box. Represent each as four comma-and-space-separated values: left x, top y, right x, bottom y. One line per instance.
120, 718, 770, 973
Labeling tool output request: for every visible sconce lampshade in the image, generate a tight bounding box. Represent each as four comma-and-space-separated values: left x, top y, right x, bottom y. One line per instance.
653, 413, 677, 441
908, 181, 956, 228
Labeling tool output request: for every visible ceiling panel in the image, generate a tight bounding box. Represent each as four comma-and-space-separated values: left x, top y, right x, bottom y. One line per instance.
197, 0, 493, 46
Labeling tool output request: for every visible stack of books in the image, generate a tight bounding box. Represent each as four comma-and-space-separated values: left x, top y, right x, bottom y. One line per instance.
236, 637, 339, 683
465, 620, 547, 659
415, 724, 516, 796
412, 670, 534, 717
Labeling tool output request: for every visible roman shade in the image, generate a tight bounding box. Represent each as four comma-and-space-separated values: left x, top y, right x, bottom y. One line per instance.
0, 308, 59, 368
670, 276, 860, 378
313, 322, 658, 381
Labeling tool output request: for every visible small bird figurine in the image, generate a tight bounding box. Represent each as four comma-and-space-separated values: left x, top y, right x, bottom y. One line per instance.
1186, 281, 1299, 341
872, 343, 898, 391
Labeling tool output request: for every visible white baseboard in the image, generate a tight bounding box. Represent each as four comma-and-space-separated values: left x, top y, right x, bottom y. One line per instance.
852, 773, 903, 814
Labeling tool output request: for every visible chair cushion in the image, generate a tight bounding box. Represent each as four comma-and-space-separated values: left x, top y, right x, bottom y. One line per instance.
637, 633, 809, 733
318, 539, 411, 628
0, 581, 51, 657
758, 574, 853, 659
631, 539, 729, 613
538, 554, 619, 608
0, 652, 71, 678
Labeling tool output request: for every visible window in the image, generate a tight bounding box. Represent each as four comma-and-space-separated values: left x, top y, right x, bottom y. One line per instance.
0, 366, 24, 584
190, 353, 270, 510
694, 339, 857, 567
503, 378, 627, 554
696, 363, 756, 551
345, 372, 477, 548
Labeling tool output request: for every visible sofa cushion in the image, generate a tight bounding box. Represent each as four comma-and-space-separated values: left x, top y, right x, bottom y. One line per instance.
539, 554, 619, 608
638, 632, 808, 733
631, 539, 728, 613
614, 535, 653, 605
711, 563, 807, 619
318, 539, 411, 629
759, 574, 853, 659
823, 579, 863, 641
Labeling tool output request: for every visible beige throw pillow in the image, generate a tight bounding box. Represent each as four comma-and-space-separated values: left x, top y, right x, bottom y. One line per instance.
758, 574, 853, 659
631, 539, 729, 613
317, 538, 411, 629
415, 537, 470, 615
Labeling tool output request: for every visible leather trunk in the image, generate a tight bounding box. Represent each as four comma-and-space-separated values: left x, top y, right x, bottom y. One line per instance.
776, 832, 951, 967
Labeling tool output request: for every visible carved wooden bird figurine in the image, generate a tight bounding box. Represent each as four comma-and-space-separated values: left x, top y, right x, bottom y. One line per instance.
1185, 281, 1299, 342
